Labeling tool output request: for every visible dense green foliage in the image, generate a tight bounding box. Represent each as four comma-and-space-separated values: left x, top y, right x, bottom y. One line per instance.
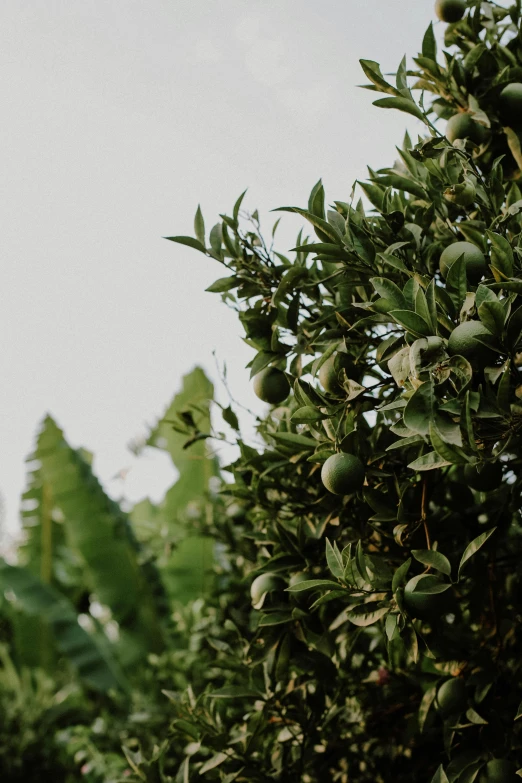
4, 1, 522, 781
157, 2, 522, 780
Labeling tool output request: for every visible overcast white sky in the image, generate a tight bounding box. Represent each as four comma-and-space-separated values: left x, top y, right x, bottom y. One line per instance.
1, 0, 441, 538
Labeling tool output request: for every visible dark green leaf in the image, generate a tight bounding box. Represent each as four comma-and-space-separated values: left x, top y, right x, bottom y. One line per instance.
458, 528, 497, 580
373, 97, 428, 124
206, 276, 241, 293
165, 235, 207, 254
389, 310, 433, 338
194, 205, 205, 246
286, 579, 341, 593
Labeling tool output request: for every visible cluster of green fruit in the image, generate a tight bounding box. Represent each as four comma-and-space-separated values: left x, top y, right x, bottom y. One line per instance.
252, 365, 365, 497
251, 229, 503, 500
436, 0, 522, 159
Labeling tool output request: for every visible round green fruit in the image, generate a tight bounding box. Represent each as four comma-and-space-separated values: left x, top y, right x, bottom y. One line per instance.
464, 461, 503, 492
447, 320, 495, 365
318, 353, 353, 395
446, 113, 487, 145
253, 367, 290, 405
403, 574, 450, 619
436, 678, 467, 716
250, 573, 283, 609
435, 0, 466, 23
439, 242, 486, 284
479, 759, 518, 783
321, 453, 365, 496
499, 83, 522, 127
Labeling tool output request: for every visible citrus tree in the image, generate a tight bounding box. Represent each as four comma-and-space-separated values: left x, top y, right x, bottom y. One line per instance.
157, 1, 522, 781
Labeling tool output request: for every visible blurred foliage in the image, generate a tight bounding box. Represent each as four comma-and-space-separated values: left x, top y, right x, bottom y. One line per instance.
0, 368, 219, 780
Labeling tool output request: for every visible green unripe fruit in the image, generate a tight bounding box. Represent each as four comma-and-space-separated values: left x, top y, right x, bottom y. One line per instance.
447, 320, 495, 365
464, 461, 503, 492
321, 453, 365, 495
444, 181, 477, 207
250, 573, 283, 609
436, 678, 467, 716
435, 0, 466, 23
439, 241, 486, 284
479, 759, 518, 783
318, 353, 353, 395
403, 574, 450, 619
499, 83, 522, 128
253, 367, 290, 405
446, 113, 487, 145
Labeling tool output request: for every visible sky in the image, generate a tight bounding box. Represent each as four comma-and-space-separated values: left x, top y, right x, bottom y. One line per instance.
1, 0, 442, 539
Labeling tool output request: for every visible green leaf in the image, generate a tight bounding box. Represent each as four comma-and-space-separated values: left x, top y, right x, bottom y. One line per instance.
0, 561, 129, 693
458, 528, 497, 580
194, 205, 205, 246
430, 765, 450, 783
370, 277, 406, 308
206, 276, 241, 293
249, 351, 279, 378
209, 686, 263, 699
392, 558, 411, 592
497, 364, 511, 412
258, 611, 292, 627
359, 59, 399, 95
422, 22, 437, 61
199, 753, 229, 775
505, 127, 522, 172
408, 451, 452, 471
373, 97, 428, 124
461, 392, 478, 453
478, 300, 506, 336
402, 625, 419, 663
412, 549, 452, 577
386, 435, 425, 451
486, 231, 514, 278
222, 406, 240, 431
286, 579, 341, 593
233, 189, 248, 221
275, 207, 344, 245
446, 255, 467, 310
308, 179, 326, 219
426, 280, 438, 334
344, 602, 389, 627
415, 286, 435, 332
272, 266, 308, 306
465, 707, 488, 725
419, 686, 437, 732
271, 433, 317, 450
140, 368, 218, 606
404, 382, 435, 435
326, 539, 345, 579
389, 310, 433, 338
429, 422, 467, 464
165, 235, 207, 254
291, 406, 324, 423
